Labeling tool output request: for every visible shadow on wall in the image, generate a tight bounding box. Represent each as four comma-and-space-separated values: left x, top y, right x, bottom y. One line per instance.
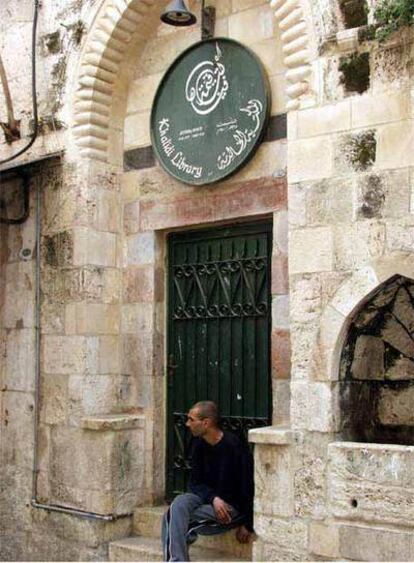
340, 274, 414, 445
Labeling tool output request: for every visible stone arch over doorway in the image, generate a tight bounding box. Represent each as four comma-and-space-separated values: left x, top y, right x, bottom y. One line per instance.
71, 0, 316, 163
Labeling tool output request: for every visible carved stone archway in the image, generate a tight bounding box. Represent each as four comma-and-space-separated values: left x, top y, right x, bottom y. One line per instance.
71, 0, 316, 163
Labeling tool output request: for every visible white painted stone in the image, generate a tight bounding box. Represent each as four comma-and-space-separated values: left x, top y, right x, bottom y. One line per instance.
289, 136, 333, 182
297, 101, 351, 138
291, 381, 338, 431
289, 227, 334, 274
330, 266, 379, 317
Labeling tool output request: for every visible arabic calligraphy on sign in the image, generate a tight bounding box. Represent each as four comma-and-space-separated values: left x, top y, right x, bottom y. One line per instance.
185, 43, 229, 116
217, 99, 263, 171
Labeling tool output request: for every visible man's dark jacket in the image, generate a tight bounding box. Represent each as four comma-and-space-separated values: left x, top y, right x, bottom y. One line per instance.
188, 430, 254, 531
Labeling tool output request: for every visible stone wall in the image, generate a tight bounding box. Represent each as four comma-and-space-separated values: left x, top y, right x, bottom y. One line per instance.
1, 0, 414, 561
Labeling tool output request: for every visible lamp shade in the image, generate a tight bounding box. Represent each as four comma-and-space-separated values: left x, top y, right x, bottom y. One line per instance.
161, 0, 197, 26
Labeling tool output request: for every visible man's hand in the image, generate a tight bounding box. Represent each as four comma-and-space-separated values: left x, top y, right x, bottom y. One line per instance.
212, 496, 232, 524
236, 525, 252, 544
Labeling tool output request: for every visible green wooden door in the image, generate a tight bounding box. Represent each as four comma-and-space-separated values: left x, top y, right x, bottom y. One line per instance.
166, 222, 272, 499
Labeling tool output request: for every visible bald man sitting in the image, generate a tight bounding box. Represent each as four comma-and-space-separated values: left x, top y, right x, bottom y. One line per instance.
162, 401, 254, 562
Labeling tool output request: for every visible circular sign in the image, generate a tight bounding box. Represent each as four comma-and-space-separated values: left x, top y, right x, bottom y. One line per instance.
150, 38, 270, 186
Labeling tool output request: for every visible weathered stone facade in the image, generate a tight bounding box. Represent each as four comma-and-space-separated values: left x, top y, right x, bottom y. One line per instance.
0, 0, 413, 560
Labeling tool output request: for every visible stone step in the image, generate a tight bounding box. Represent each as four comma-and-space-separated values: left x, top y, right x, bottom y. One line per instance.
133, 505, 252, 560
109, 536, 249, 562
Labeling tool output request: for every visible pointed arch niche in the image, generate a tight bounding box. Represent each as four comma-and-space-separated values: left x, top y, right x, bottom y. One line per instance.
340, 274, 414, 445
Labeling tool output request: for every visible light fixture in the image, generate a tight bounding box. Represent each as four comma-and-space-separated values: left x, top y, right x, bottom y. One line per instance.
161, 0, 215, 39
161, 0, 197, 27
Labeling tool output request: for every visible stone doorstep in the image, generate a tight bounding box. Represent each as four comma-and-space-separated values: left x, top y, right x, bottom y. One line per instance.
108, 536, 248, 562
133, 506, 252, 560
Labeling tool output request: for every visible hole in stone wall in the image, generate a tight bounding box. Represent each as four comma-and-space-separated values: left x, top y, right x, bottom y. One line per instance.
339, 0, 368, 28
340, 275, 414, 445
339, 52, 370, 94
351, 498, 358, 508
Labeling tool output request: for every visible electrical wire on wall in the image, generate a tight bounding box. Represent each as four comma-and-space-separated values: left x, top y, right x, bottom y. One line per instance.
0, 0, 40, 167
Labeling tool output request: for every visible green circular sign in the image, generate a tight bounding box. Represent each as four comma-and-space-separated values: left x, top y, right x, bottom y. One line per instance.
150, 38, 270, 186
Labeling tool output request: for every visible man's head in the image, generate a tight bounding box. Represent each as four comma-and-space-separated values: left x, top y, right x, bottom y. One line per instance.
186, 401, 220, 437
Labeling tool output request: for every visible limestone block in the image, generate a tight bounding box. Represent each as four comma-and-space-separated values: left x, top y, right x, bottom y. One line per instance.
96, 335, 120, 374
269, 73, 288, 115
229, 5, 275, 44
121, 171, 141, 202
297, 101, 351, 138
49, 425, 145, 514
386, 219, 414, 253
125, 232, 156, 266
124, 200, 140, 235
41, 302, 65, 335
3, 329, 35, 392
73, 228, 117, 267
272, 295, 290, 329
378, 386, 414, 426
0, 466, 33, 533
121, 303, 154, 335
351, 335, 385, 380
254, 445, 294, 517
291, 381, 339, 432
290, 275, 322, 325
328, 442, 414, 526
271, 253, 289, 296
68, 375, 119, 420
357, 169, 410, 220
122, 333, 153, 377
288, 182, 307, 227
339, 524, 414, 562
289, 227, 334, 274
309, 521, 340, 559
94, 190, 120, 233
3, 261, 34, 329
272, 380, 291, 424
289, 136, 333, 183
272, 329, 291, 380
317, 304, 346, 381
43, 335, 88, 375
1, 391, 34, 470
376, 121, 414, 169
351, 91, 410, 128
249, 37, 285, 77
40, 374, 68, 425
65, 303, 120, 335
137, 27, 199, 78
334, 221, 386, 271
290, 322, 318, 380
123, 265, 159, 303
330, 266, 379, 318
59, 512, 132, 550
305, 177, 355, 226
124, 112, 150, 150
254, 514, 308, 559
273, 210, 288, 254
127, 73, 163, 114
232, 0, 269, 12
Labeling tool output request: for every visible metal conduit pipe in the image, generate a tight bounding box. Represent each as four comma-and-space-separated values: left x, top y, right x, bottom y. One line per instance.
30, 172, 131, 523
